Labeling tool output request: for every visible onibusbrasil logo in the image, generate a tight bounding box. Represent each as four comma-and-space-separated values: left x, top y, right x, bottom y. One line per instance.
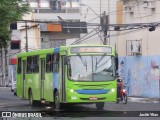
1, 112, 42, 118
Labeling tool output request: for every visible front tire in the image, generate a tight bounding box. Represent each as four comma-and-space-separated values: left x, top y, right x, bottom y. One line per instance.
96, 102, 104, 110
122, 94, 127, 104
29, 90, 40, 106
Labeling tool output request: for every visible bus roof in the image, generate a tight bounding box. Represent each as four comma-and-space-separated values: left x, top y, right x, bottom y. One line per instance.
17, 44, 114, 57
17, 48, 54, 57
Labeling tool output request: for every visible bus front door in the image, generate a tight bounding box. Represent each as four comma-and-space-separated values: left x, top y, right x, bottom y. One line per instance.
40, 58, 45, 100
61, 56, 66, 102
22, 60, 26, 99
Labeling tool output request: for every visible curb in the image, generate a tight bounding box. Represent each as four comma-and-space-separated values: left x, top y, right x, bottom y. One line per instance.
128, 97, 160, 103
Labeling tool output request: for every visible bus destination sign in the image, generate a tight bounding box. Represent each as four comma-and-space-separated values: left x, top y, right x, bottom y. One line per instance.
70, 47, 112, 54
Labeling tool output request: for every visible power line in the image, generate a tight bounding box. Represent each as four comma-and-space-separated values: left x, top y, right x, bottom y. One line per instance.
70, 26, 100, 45
94, 27, 104, 43
17, 19, 160, 28
72, 30, 101, 45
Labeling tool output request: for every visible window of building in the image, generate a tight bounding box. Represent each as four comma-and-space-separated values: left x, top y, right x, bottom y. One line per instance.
17, 58, 22, 74
10, 22, 17, 30
11, 41, 20, 50
30, 0, 80, 13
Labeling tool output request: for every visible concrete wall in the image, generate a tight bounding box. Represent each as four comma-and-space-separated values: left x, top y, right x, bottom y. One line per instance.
119, 56, 160, 98
119, 0, 160, 56
20, 25, 41, 52
118, 0, 160, 98
34, 13, 80, 21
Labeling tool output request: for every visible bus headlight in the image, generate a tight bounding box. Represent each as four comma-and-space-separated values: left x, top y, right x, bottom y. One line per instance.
111, 88, 115, 92
70, 89, 74, 93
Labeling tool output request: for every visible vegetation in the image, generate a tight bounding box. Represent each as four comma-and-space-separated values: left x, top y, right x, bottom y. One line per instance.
0, 0, 30, 49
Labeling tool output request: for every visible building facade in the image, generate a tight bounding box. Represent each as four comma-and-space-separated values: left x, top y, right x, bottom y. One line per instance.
28, 0, 117, 46
117, 0, 160, 98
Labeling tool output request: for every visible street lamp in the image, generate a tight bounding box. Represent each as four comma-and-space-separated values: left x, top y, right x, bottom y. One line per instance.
114, 26, 121, 31
149, 26, 156, 32
79, 3, 100, 18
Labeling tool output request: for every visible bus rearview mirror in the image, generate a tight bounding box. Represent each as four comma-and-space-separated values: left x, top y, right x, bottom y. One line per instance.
64, 56, 69, 65
115, 57, 118, 71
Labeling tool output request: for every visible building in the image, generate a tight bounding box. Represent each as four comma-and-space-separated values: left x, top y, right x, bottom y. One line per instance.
117, 0, 160, 98
27, 0, 117, 46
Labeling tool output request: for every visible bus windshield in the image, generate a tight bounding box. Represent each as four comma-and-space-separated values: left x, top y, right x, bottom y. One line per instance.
68, 55, 116, 81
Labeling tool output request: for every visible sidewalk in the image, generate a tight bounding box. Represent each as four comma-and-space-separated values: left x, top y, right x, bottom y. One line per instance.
128, 96, 160, 103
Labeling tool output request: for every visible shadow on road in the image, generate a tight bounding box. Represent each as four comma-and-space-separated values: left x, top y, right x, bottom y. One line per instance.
35, 104, 142, 117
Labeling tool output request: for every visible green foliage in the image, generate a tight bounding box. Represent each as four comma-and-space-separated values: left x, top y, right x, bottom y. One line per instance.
0, 0, 30, 49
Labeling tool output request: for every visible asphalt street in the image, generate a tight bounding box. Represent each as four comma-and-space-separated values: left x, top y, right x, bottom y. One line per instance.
0, 87, 159, 120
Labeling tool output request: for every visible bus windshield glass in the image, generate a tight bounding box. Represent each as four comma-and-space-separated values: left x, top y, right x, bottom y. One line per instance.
68, 55, 115, 81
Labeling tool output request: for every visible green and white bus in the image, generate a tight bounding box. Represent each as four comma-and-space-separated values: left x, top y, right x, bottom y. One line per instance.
16, 44, 118, 110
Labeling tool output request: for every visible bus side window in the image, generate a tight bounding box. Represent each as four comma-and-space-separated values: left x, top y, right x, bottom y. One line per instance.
27, 57, 32, 74
36, 56, 39, 73
33, 56, 39, 73
53, 54, 59, 72
17, 58, 21, 74
51, 54, 54, 72
46, 54, 51, 73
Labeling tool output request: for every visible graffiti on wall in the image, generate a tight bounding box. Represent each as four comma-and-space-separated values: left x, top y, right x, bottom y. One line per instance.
119, 56, 160, 98
126, 69, 131, 95
150, 60, 160, 98
119, 60, 125, 80
150, 60, 160, 81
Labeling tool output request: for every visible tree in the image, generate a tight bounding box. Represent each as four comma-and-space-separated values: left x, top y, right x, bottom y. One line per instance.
0, 0, 30, 86
0, 0, 30, 48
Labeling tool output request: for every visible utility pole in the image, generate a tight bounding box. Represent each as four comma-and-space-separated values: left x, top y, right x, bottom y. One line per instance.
101, 11, 108, 45
4, 49, 7, 86
108, 0, 110, 44
22, 21, 29, 52
25, 21, 28, 52
0, 49, 3, 86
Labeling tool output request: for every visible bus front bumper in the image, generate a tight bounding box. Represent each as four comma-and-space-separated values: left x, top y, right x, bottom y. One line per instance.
65, 88, 116, 103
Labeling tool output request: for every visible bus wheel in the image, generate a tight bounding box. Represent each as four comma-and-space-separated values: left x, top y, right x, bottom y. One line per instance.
29, 90, 38, 106
96, 102, 104, 110
54, 91, 61, 111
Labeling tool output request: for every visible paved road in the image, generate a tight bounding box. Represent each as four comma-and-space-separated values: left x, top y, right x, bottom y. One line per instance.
0, 87, 160, 120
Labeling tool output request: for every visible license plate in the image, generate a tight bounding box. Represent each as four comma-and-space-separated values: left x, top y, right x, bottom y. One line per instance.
89, 97, 97, 100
